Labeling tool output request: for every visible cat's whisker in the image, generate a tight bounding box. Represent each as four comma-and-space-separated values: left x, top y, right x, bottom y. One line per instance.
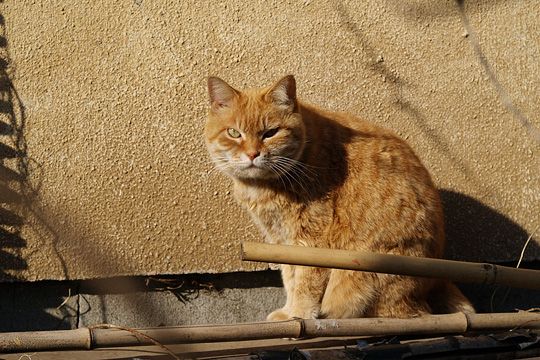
287, 161, 318, 179
272, 160, 312, 197
208, 165, 229, 176
280, 162, 324, 193
272, 162, 298, 190
269, 162, 295, 191
267, 164, 288, 190
207, 155, 251, 177
272, 158, 308, 182
274, 157, 318, 184
288, 169, 313, 195
273, 155, 325, 174
207, 158, 236, 176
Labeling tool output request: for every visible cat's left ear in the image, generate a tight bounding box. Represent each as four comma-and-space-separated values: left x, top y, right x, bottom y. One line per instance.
266, 75, 297, 112
208, 76, 239, 110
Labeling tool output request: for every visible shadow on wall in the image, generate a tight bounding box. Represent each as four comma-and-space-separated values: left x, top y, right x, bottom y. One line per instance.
333, 0, 539, 263
386, 0, 507, 20
0, 9, 27, 284
386, 0, 540, 143
332, 1, 473, 178
0, 8, 79, 331
0, 8, 187, 330
444, 187, 540, 313
441, 189, 538, 263
0, 0, 536, 332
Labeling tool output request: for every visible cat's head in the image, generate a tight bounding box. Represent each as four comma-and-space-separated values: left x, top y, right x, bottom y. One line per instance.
205, 75, 306, 181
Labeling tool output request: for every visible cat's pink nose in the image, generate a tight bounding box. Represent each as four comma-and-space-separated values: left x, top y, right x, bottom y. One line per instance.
246, 151, 260, 160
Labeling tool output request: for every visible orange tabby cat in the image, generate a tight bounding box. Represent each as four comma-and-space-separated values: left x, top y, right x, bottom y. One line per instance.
205, 75, 474, 320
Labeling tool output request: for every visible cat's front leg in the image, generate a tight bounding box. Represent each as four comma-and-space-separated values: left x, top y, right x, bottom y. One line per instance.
288, 266, 330, 319
267, 264, 296, 321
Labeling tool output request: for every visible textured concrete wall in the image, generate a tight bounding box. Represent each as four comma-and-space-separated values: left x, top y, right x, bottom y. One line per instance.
0, 1, 538, 281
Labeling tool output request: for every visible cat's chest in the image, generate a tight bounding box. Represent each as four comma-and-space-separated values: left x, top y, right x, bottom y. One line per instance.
234, 184, 294, 244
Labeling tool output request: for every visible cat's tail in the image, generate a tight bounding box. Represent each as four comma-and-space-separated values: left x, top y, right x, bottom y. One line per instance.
429, 281, 475, 314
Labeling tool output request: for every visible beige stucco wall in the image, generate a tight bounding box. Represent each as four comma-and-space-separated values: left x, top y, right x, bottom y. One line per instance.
0, 0, 538, 281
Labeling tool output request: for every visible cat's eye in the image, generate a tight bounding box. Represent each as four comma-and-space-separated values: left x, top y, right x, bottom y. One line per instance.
262, 128, 279, 139
227, 128, 241, 138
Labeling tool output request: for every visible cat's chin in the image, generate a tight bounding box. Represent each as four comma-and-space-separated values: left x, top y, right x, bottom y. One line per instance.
231, 166, 277, 181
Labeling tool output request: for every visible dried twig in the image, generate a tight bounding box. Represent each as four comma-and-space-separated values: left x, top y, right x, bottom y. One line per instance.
491, 225, 539, 311
55, 288, 72, 310
17, 354, 36, 360
145, 277, 217, 304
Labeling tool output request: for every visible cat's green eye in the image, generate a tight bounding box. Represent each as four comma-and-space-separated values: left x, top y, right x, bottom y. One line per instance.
227, 128, 241, 138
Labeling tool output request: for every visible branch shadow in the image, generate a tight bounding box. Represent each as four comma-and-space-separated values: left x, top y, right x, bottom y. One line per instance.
385, 0, 507, 21
387, 0, 540, 143
0, 8, 77, 331
0, 7, 203, 331
332, 1, 473, 177
0, 12, 27, 284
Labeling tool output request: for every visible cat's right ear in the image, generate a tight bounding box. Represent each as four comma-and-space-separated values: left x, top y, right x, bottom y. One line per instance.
207, 77, 239, 111
266, 75, 297, 112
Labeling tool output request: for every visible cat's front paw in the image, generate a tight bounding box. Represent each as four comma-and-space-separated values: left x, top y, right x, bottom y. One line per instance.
289, 306, 320, 320
266, 308, 290, 321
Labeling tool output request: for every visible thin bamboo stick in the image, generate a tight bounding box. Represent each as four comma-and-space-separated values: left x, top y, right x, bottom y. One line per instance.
1, 313, 540, 353
241, 242, 540, 290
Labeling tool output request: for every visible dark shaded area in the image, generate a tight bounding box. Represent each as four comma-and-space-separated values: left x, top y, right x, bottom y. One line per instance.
0, 269, 538, 332
0, 271, 282, 332
247, 332, 540, 360
460, 280, 540, 314
441, 190, 539, 312
0, 282, 78, 332
80, 270, 283, 296
0, 10, 28, 284
441, 189, 539, 263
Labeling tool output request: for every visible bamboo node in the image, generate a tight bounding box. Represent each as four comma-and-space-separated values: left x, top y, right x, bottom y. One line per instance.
85, 328, 93, 350
463, 311, 472, 331
296, 318, 306, 338
482, 263, 498, 285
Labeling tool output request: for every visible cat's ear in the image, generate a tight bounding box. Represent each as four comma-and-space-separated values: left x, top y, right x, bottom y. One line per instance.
266, 75, 297, 111
207, 76, 239, 110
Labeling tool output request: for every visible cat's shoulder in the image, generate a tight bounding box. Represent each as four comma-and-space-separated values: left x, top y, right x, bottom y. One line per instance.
300, 102, 397, 137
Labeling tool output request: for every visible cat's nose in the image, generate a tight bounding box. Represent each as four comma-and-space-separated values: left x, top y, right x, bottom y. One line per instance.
246, 151, 260, 161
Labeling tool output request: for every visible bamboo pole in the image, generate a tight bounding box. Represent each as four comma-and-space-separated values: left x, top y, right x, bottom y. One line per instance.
0, 328, 92, 352
1, 313, 540, 353
241, 242, 540, 290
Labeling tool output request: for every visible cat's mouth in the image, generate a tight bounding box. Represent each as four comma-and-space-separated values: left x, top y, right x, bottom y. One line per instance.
236, 162, 274, 180
240, 162, 259, 170
240, 158, 267, 171
241, 163, 265, 173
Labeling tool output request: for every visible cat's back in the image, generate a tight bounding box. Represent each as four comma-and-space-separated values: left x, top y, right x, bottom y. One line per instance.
300, 102, 444, 255
300, 102, 431, 181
